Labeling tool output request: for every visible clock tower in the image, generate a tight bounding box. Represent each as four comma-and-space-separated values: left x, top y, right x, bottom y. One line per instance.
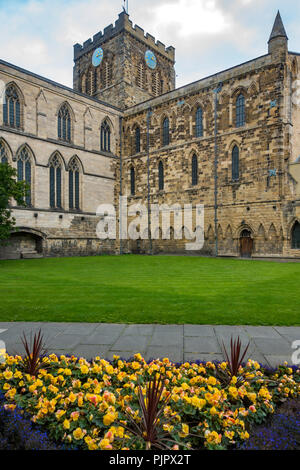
73, 11, 176, 109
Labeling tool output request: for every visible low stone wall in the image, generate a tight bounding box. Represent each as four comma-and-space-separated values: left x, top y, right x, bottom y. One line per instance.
44, 237, 116, 257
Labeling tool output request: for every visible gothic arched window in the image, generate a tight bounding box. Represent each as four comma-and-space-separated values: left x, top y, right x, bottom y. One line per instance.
68, 157, 80, 210
101, 120, 111, 152
236, 94, 245, 127
58, 104, 71, 142
49, 154, 62, 209
158, 161, 164, 191
195, 107, 203, 137
17, 147, 32, 206
135, 126, 141, 154
3, 84, 21, 129
0, 141, 8, 164
292, 222, 300, 249
192, 154, 198, 186
162, 117, 169, 147
130, 166, 135, 196
232, 145, 239, 181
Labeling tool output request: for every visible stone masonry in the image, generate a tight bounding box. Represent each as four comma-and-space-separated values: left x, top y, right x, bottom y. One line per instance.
1, 11, 300, 259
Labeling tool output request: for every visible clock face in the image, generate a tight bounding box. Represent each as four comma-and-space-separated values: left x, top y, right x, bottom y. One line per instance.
145, 50, 157, 69
92, 47, 104, 67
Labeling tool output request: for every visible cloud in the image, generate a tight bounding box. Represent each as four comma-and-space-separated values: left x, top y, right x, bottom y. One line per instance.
0, 0, 298, 91
154, 0, 230, 37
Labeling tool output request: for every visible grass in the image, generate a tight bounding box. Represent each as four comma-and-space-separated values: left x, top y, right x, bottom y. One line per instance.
0, 255, 299, 325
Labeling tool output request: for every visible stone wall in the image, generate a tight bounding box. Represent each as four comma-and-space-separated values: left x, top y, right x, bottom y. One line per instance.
2, 12, 300, 260
0, 59, 121, 259
116, 39, 300, 258
73, 12, 175, 109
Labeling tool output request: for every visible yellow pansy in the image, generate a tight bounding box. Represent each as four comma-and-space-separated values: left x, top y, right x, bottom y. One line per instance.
73, 427, 85, 440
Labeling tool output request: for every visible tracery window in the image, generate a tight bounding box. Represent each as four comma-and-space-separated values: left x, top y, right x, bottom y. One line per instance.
68, 157, 80, 210
17, 147, 32, 206
49, 154, 62, 209
58, 104, 71, 142
3, 84, 21, 128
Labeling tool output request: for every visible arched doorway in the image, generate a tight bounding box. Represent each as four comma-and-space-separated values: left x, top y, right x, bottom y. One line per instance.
239, 229, 253, 258
0, 230, 44, 259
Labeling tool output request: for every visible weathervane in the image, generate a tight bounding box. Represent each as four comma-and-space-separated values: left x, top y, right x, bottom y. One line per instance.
123, 0, 129, 14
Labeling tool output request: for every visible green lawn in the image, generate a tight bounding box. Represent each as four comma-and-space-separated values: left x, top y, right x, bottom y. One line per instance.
0, 255, 299, 325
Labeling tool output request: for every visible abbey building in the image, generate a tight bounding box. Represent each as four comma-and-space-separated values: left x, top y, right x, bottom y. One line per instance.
1, 10, 300, 259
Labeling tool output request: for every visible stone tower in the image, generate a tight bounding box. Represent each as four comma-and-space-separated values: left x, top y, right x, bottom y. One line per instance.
73, 11, 176, 109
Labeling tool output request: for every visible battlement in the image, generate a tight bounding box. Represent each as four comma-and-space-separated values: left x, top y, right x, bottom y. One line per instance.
73, 11, 175, 62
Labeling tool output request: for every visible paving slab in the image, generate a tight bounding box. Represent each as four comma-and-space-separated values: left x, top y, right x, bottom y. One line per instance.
153, 325, 184, 334
214, 325, 246, 336
123, 325, 154, 336
253, 337, 292, 356
5, 343, 24, 356
215, 332, 251, 350
274, 327, 300, 341
184, 336, 220, 353
184, 325, 215, 337
93, 324, 126, 335
0, 322, 298, 366
0, 323, 19, 329
244, 326, 282, 338
80, 333, 122, 345
48, 334, 83, 349
112, 335, 149, 351
149, 332, 183, 347
63, 324, 99, 336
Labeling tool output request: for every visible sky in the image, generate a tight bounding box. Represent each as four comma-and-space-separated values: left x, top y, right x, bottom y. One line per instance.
0, 0, 300, 89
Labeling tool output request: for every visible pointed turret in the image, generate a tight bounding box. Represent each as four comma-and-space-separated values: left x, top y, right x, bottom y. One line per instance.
268, 11, 288, 55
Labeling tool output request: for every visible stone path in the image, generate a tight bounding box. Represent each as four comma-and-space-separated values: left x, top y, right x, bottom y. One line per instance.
0, 322, 299, 367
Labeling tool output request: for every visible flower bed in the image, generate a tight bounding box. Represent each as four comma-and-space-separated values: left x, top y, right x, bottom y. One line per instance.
0, 393, 61, 450
0, 353, 299, 450
238, 398, 300, 450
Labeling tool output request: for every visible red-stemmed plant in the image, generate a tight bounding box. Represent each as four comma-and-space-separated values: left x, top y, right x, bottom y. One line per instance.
123, 373, 174, 450
20, 330, 47, 376
218, 336, 250, 386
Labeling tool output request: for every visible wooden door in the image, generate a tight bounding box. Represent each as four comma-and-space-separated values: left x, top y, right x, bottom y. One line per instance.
240, 232, 253, 258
